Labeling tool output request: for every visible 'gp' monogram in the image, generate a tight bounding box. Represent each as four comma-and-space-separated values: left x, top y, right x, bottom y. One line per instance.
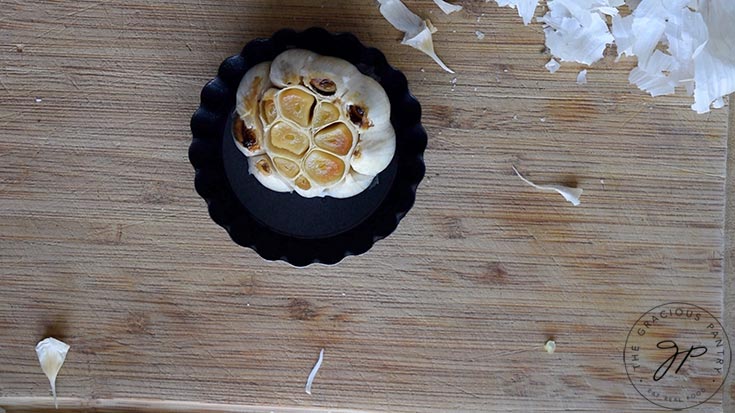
653, 340, 708, 381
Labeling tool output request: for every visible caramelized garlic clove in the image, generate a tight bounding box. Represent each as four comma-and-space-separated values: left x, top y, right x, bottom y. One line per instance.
273, 157, 300, 179
234, 62, 271, 156
248, 155, 292, 193
233, 115, 264, 156
277, 87, 316, 127
303, 150, 346, 186
312, 102, 341, 129
260, 88, 279, 126
314, 122, 354, 156
269, 121, 311, 157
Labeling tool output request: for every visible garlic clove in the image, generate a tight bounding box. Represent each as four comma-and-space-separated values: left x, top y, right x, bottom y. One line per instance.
292, 174, 324, 198
312, 102, 341, 129
268, 121, 311, 157
233, 115, 264, 157
303, 150, 346, 187
35, 337, 70, 409
342, 74, 392, 132
350, 123, 396, 176
545, 339, 557, 354
260, 87, 279, 126
303, 55, 360, 99
269, 49, 317, 88
276, 86, 317, 128
236, 61, 272, 118
235, 61, 272, 157
248, 155, 292, 193
325, 170, 375, 199
314, 122, 354, 156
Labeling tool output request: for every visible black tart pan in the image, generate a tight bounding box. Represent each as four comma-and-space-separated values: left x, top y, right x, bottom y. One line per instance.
189, 28, 426, 266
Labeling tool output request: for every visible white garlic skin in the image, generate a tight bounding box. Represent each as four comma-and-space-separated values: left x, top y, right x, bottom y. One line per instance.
36, 337, 70, 408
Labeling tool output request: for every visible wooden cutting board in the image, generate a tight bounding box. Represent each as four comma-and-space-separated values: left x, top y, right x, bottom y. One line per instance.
1, 1, 732, 412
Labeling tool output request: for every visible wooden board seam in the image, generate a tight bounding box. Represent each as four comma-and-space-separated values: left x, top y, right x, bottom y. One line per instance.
0, 397, 379, 413
723, 95, 735, 412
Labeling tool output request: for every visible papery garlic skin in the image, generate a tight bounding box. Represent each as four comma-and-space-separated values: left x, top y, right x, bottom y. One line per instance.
377, 0, 455, 73
539, 0, 619, 66
499, 0, 734, 113
36, 337, 70, 408
609, 0, 735, 113
545, 58, 561, 73
433, 0, 463, 15
305, 349, 324, 395
576, 69, 588, 85
512, 166, 583, 206
496, 0, 541, 25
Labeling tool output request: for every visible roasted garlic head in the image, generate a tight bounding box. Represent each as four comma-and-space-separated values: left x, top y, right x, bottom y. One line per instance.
233, 50, 396, 198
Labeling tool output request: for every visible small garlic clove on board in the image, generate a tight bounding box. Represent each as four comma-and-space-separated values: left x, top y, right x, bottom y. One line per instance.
36, 337, 70, 408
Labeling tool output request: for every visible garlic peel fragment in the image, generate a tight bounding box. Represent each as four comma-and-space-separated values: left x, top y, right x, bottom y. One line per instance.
576, 69, 588, 85
495, 0, 541, 26
36, 337, 70, 408
401, 23, 455, 74
512, 166, 583, 206
433, 0, 463, 15
377, 0, 454, 73
545, 58, 560, 73
690, 0, 735, 113
538, 0, 618, 66
305, 349, 324, 395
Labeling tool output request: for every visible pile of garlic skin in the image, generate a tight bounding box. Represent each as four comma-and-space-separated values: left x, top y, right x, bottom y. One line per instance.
378, 0, 735, 113
498, 0, 735, 113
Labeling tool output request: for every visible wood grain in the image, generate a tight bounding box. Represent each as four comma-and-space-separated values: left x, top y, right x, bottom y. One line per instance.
0, 1, 731, 412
